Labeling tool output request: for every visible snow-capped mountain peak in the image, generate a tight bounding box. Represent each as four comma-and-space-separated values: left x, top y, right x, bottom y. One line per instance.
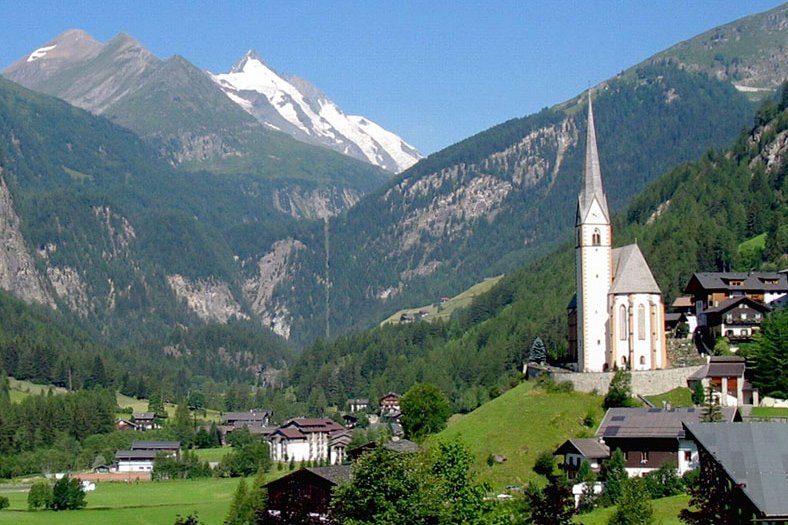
211, 53, 421, 173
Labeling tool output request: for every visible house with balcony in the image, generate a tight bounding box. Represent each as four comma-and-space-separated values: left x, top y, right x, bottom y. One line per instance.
268, 418, 349, 465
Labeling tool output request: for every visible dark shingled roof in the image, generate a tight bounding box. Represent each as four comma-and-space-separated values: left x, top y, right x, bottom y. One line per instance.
115, 449, 157, 460
701, 295, 770, 315
685, 423, 788, 518
554, 438, 610, 459
597, 407, 737, 439
131, 440, 180, 450
305, 465, 352, 485
688, 356, 746, 381
685, 272, 788, 294
610, 244, 661, 295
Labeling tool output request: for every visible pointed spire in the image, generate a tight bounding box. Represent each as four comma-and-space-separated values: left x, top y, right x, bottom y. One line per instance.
578, 92, 610, 223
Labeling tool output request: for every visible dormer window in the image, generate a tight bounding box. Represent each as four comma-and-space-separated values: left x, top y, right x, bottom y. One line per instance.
592, 229, 601, 246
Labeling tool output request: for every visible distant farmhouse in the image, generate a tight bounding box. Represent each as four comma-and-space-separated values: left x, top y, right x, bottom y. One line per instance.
114, 440, 180, 473
219, 409, 273, 444
568, 96, 667, 372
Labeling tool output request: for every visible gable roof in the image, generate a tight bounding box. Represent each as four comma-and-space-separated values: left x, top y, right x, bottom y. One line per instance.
684, 423, 788, 518
701, 295, 770, 315
115, 449, 157, 460
685, 272, 788, 294
264, 465, 352, 491
609, 244, 662, 295
596, 407, 737, 439
282, 418, 345, 433
554, 438, 610, 459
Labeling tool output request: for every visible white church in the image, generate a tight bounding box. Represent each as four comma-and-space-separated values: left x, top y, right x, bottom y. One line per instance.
567, 96, 667, 372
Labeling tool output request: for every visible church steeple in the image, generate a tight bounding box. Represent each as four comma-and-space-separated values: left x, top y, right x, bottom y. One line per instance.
577, 94, 610, 224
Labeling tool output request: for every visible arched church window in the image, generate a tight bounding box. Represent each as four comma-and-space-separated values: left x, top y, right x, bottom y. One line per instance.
619, 305, 627, 340
638, 304, 646, 340
592, 228, 601, 246
639, 356, 646, 366
621, 356, 627, 367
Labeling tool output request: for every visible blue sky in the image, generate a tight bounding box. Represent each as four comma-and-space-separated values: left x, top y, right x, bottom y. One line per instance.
0, 1, 783, 154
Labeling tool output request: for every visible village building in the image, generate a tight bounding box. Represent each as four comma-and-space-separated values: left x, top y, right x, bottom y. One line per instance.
684, 423, 788, 522
346, 398, 369, 413
686, 355, 757, 406
222, 409, 271, 427
131, 440, 180, 458
379, 392, 401, 417
568, 96, 667, 372
669, 296, 697, 334
554, 405, 738, 477
131, 412, 159, 430
685, 271, 787, 350
268, 418, 349, 464
347, 438, 420, 461
263, 465, 352, 524
115, 449, 157, 473
115, 418, 140, 431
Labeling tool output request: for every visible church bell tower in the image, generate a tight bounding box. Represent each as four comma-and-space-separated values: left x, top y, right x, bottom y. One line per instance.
575, 95, 613, 372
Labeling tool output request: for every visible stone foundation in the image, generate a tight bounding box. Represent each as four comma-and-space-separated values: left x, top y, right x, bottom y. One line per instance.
531, 364, 704, 396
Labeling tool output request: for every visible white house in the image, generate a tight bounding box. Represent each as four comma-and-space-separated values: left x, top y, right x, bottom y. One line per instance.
269, 418, 348, 464
115, 450, 156, 473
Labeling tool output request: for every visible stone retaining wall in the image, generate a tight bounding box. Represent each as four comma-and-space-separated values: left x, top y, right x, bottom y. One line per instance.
542, 365, 704, 396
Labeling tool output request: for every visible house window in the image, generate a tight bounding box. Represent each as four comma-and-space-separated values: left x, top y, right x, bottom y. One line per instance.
592, 228, 601, 246
640, 452, 649, 463
619, 305, 627, 340
684, 451, 691, 462
638, 304, 646, 340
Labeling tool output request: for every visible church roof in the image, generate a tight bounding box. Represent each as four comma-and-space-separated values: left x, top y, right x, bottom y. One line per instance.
610, 244, 662, 295
577, 95, 610, 224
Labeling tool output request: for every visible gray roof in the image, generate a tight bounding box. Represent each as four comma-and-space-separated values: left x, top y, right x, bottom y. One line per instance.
577, 95, 610, 223
609, 244, 662, 295
115, 449, 157, 460
597, 407, 737, 439
131, 440, 180, 450
306, 465, 352, 485
687, 356, 746, 381
554, 438, 610, 459
686, 272, 788, 294
684, 423, 788, 518
384, 439, 420, 453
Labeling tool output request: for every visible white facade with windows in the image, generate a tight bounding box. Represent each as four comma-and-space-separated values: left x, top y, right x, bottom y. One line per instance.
574, 95, 667, 372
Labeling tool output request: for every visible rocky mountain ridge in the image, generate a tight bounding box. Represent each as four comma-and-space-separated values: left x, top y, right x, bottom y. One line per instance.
212, 51, 422, 173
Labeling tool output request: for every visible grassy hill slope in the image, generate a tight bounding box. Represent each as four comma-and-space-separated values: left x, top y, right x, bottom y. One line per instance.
431, 382, 602, 489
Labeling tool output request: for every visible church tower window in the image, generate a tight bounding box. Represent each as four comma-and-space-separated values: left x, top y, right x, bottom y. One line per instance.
619, 305, 627, 340
592, 228, 601, 246
638, 304, 646, 340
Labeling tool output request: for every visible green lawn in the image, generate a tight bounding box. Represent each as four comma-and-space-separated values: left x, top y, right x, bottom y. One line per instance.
432, 382, 603, 489
575, 494, 690, 525
193, 447, 230, 463
645, 388, 694, 408
0, 478, 242, 525
750, 406, 788, 419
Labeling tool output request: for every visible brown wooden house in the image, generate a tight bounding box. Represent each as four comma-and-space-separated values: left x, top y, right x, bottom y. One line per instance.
263, 466, 352, 524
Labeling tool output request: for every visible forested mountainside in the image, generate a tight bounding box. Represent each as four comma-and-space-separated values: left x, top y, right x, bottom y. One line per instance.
274, 64, 756, 345
0, 76, 316, 342
0, 285, 291, 403
283, 88, 788, 415
3, 30, 388, 219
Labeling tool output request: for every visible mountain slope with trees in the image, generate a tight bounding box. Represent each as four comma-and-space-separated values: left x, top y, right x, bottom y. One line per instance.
284, 87, 788, 413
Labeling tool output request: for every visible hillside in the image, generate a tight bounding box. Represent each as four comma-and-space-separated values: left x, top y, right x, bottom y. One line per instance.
432, 382, 603, 489
285, 87, 788, 415
277, 64, 756, 345
647, 2, 788, 92
2, 30, 388, 219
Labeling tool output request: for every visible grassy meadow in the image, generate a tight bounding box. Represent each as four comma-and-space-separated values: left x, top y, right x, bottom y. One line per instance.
382, 275, 503, 325
645, 387, 694, 408
0, 478, 241, 525
575, 494, 690, 525
432, 381, 603, 489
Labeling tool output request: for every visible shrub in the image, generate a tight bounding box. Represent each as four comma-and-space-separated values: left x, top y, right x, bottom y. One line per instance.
532, 451, 556, 477
0, 496, 9, 510
49, 474, 86, 510
27, 481, 52, 510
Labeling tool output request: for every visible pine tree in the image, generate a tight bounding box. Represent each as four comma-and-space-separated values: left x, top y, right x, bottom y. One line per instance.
701, 386, 722, 423
224, 478, 253, 525
608, 478, 653, 525
528, 473, 576, 525
529, 337, 547, 364
691, 381, 705, 406
601, 448, 627, 506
